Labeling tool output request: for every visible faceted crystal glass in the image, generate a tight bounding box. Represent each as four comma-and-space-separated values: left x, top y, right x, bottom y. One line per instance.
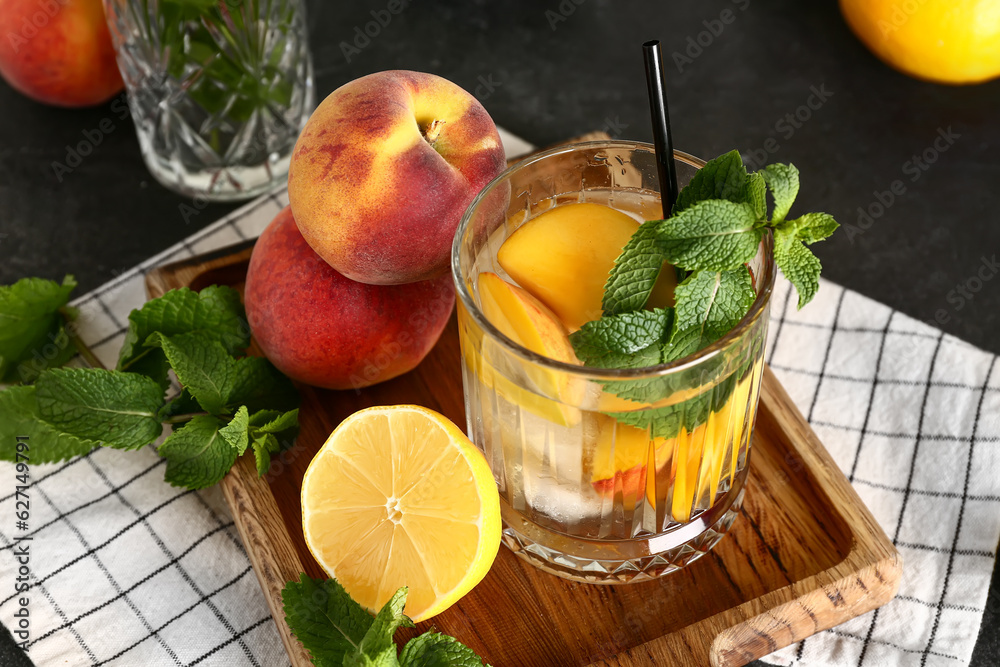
104, 0, 314, 201
452, 141, 775, 583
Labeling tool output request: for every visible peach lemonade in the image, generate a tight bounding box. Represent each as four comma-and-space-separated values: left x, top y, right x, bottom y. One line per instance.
452, 140, 837, 583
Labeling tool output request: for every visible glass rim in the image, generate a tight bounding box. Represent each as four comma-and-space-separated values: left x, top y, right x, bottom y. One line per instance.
451, 139, 777, 381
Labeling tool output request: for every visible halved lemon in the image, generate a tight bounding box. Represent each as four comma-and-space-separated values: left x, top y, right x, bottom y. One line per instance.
301, 405, 501, 622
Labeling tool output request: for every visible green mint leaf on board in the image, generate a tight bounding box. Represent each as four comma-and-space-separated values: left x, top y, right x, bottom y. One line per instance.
146, 331, 297, 416
252, 407, 299, 434
250, 408, 299, 475
156, 387, 201, 421
673, 150, 749, 213
220, 406, 299, 476
281, 574, 375, 667
227, 356, 299, 413
0, 275, 77, 383
158, 414, 236, 489
345, 587, 414, 667
777, 211, 839, 244
760, 163, 800, 223
117, 286, 248, 387
601, 220, 670, 316
399, 632, 490, 667
656, 200, 762, 272
146, 331, 239, 415
251, 433, 279, 477
773, 230, 822, 309
34, 368, 164, 450
220, 405, 251, 454
669, 268, 756, 358
0, 385, 97, 463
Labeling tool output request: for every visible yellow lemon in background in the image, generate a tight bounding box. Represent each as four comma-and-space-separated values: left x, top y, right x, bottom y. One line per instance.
840, 0, 1000, 84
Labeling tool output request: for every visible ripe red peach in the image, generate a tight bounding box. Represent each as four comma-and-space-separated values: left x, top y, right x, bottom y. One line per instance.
287, 70, 506, 285
0, 0, 123, 107
244, 207, 455, 390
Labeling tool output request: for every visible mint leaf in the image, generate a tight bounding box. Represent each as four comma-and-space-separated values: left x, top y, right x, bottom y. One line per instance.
282, 574, 374, 667
778, 211, 839, 244
774, 231, 822, 309
228, 357, 299, 413
570, 309, 669, 370
748, 171, 767, 220
400, 632, 490, 667
146, 331, 237, 415
673, 150, 748, 213
251, 407, 299, 475
356, 587, 414, 660
0, 385, 97, 463
220, 405, 251, 454
601, 220, 669, 316
146, 332, 297, 416
117, 286, 248, 386
254, 407, 299, 434
760, 164, 800, 223
251, 434, 277, 477
34, 368, 164, 450
670, 268, 756, 355
220, 406, 298, 475
0, 275, 77, 383
656, 200, 762, 272
572, 310, 672, 356
158, 414, 236, 489
156, 387, 201, 421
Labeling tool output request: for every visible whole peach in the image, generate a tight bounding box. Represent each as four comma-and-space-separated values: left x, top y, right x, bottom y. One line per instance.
287, 70, 506, 286
245, 206, 455, 390
0, 0, 123, 107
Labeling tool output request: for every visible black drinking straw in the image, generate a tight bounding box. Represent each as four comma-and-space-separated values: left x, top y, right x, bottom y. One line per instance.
642, 40, 680, 218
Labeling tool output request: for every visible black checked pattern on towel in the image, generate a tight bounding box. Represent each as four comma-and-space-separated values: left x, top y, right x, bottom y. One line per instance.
0, 180, 997, 666
0, 190, 292, 666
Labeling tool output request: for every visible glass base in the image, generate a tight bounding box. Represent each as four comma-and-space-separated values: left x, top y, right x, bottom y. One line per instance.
500, 482, 745, 584
141, 147, 292, 203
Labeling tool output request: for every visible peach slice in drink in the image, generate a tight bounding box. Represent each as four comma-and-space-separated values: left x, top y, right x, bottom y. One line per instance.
475, 271, 584, 426
498, 202, 677, 331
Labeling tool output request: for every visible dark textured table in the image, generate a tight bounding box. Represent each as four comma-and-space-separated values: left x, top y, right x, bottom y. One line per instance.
1, 1, 998, 665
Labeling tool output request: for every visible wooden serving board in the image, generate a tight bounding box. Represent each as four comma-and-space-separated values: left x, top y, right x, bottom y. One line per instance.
144, 134, 899, 665
146, 246, 901, 667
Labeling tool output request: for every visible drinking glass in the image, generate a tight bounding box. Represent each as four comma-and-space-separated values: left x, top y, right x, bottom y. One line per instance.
452, 141, 775, 583
103, 0, 314, 201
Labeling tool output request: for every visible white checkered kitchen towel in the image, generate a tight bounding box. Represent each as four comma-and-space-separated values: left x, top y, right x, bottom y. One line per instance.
1, 130, 998, 667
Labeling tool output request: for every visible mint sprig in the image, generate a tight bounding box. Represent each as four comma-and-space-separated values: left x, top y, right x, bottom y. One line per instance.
0, 275, 79, 383
573, 150, 839, 438
282, 574, 490, 667
0, 284, 300, 490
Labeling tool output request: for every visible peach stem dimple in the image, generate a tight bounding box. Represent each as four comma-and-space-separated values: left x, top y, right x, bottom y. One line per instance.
421, 118, 446, 145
